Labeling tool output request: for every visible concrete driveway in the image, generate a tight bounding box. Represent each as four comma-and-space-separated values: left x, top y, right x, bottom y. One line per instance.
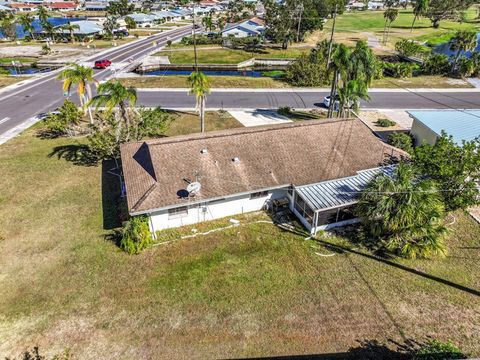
228, 110, 292, 127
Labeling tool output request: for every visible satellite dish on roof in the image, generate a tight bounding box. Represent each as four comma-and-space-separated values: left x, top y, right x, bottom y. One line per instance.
187, 182, 201, 196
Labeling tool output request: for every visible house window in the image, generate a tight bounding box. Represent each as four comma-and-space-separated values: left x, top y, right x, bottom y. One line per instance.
168, 206, 188, 219
250, 191, 269, 199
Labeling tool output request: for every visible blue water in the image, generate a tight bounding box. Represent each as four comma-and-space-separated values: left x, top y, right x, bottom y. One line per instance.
0, 17, 84, 39
4, 66, 48, 75
142, 69, 281, 77
433, 33, 480, 58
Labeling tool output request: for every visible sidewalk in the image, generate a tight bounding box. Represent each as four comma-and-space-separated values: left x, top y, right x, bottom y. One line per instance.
229, 110, 292, 127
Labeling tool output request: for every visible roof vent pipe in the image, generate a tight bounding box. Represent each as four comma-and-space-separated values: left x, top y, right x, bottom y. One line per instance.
232, 157, 240, 162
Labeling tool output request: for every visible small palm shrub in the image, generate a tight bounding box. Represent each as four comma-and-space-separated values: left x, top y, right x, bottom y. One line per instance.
414, 339, 466, 360
356, 163, 448, 259
422, 54, 450, 75
42, 99, 82, 137
278, 107, 292, 116
119, 216, 153, 254
376, 118, 396, 127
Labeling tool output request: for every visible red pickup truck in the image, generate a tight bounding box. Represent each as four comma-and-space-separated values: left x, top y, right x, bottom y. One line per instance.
94, 59, 112, 69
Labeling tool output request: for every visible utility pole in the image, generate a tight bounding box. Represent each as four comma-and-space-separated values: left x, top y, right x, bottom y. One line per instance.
296, 3, 304, 43
192, 1, 198, 72
326, 3, 338, 67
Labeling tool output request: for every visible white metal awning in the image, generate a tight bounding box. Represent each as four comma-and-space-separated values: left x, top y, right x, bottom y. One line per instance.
295, 166, 395, 212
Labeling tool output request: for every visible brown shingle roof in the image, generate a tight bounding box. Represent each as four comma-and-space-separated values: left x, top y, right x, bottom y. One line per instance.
120, 118, 407, 214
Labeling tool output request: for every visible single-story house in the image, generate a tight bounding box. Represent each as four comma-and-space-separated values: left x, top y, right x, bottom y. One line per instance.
221, 17, 265, 38
0, 4, 12, 11
7, 3, 37, 12
54, 20, 103, 38
127, 13, 156, 27
409, 110, 480, 146
46, 1, 78, 11
120, 119, 405, 235
84, 1, 108, 11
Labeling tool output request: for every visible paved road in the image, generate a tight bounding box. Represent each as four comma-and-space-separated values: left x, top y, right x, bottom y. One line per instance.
136, 89, 480, 110
0, 25, 193, 140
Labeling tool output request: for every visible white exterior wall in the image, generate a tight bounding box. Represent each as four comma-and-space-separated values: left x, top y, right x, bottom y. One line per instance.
411, 119, 438, 146
222, 28, 250, 38
149, 189, 287, 233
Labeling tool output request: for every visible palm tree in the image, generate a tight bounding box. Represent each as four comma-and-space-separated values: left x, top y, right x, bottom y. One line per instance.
450, 30, 478, 70
411, 0, 429, 32
18, 13, 35, 40
89, 80, 137, 140
327, 44, 351, 118
202, 14, 214, 32
59, 22, 80, 43
356, 162, 448, 259
187, 71, 211, 133
349, 40, 377, 86
57, 63, 96, 123
37, 6, 53, 41
337, 80, 370, 117
383, 8, 398, 45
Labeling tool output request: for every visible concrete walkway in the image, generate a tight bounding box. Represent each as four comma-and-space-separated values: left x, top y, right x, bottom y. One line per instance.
229, 110, 292, 127
467, 77, 480, 88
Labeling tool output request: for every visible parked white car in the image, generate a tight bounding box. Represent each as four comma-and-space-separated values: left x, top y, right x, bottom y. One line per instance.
323, 95, 340, 111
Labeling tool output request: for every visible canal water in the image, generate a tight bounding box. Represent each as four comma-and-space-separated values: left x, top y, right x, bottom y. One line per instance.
140, 69, 284, 78
433, 33, 480, 58
0, 17, 85, 39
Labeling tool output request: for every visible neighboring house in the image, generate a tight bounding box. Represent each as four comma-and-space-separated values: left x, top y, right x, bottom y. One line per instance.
7, 3, 37, 12
127, 13, 156, 27
46, 1, 78, 11
84, 1, 108, 11
0, 4, 12, 11
120, 119, 405, 235
221, 17, 265, 38
409, 110, 480, 146
54, 20, 103, 38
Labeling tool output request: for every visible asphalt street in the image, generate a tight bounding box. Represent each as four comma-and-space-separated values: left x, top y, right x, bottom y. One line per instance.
136, 89, 480, 110
0, 25, 193, 138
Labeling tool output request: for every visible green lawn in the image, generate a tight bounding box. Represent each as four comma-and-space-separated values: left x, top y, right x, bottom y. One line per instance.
0, 57, 37, 64
155, 47, 310, 64
0, 118, 479, 358
319, 8, 480, 49
120, 74, 473, 89
0, 75, 26, 88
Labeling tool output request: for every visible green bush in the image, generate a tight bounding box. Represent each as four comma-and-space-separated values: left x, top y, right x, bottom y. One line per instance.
119, 216, 153, 254
376, 118, 396, 127
414, 339, 466, 360
422, 54, 450, 75
284, 52, 328, 87
457, 56, 474, 78
42, 99, 82, 137
388, 132, 414, 154
278, 106, 292, 116
395, 39, 427, 58
180, 35, 222, 46
0, 67, 9, 75
382, 61, 416, 78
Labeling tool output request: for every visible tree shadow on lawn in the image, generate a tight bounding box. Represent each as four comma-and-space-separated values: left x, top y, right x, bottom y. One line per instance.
228, 338, 419, 360
48, 144, 98, 166
101, 159, 127, 230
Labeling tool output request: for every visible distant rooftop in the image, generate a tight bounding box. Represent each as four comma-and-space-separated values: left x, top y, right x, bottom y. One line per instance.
408, 110, 480, 145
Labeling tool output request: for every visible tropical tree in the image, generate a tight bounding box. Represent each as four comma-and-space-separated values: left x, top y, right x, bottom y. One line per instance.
450, 30, 478, 70
57, 63, 96, 123
356, 162, 448, 259
327, 43, 350, 117
337, 79, 370, 117
411, 0, 429, 32
59, 22, 80, 43
89, 80, 138, 141
426, 0, 475, 28
414, 133, 480, 211
187, 71, 211, 133
37, 6, 55, 41
202, 14, 214, 32
383, 8, 399, 45
0, 13, 16, 41
18, 13, 35, 40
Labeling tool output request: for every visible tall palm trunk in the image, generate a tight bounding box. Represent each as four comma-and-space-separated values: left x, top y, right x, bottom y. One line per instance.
200, 96, 205, 133
86, 84, 94, 124
120, 102, 130, 141
410, 14, 418, 32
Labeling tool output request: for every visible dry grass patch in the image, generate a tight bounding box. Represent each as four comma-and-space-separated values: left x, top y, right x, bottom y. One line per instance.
0, 123, 479, 358
0, 76, 26, 89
